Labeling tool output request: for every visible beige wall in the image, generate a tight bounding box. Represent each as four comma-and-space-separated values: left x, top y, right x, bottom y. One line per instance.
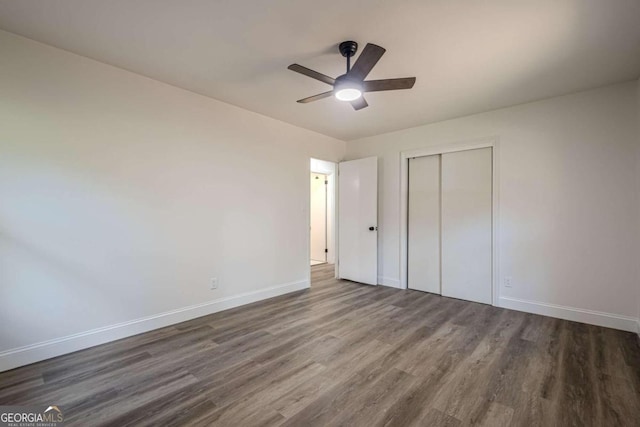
0, 30, 345, 369
346, 81, 639, 328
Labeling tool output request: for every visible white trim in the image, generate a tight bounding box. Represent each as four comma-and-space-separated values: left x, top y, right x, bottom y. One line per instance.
399, 137, 500, 307
0, 279, 309, 373
334, 161, 340, 280
378, 276, 401, 289
310, 159, 337, 265
309, 157, 339, 280
306, 159, 312, 288
500, 296, 639, 332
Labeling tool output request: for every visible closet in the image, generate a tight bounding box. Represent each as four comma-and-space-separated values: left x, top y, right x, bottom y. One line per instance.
408, 147, 492, 304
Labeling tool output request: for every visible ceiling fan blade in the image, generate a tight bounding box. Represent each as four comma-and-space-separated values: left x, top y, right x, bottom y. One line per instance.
297, 91, 333, 103
350, 96, 368, 111
363, 77, 416, 92
288, 64, 335, 86
348, 43, 386, 81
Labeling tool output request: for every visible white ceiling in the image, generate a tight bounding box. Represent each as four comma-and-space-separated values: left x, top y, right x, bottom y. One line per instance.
1, 1, 639, 141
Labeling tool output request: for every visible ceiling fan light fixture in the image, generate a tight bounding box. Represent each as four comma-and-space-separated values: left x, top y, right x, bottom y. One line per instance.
334, 79, 362, 101
335, 87, 362, 101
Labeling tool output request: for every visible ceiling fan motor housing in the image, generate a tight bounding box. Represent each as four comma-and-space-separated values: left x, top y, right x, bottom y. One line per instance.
333, 74, 364, 101
334, 74, 360, 86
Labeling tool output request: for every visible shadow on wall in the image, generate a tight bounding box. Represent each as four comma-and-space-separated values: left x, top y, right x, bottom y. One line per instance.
0, 230, 126, 352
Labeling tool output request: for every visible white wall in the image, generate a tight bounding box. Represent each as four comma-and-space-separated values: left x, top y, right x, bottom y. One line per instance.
0, 30, 345, 370
346, 81, 640, 330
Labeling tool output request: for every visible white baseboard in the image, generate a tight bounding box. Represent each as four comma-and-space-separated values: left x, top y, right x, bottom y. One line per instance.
0, 279, 309, 373
378, 276, 401, 289
499, 296, 639, 333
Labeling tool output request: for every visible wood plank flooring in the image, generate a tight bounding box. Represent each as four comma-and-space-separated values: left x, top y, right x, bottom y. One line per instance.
1, 263, 639, 426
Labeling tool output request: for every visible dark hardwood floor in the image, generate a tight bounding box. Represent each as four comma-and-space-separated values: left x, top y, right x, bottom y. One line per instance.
1, 263, 639, 426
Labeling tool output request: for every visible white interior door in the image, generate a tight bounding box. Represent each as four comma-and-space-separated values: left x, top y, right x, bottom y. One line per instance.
338, 157, 378, 285
441, 148, 492, 304
310, 173, 327, 262
408, 155, 441, 293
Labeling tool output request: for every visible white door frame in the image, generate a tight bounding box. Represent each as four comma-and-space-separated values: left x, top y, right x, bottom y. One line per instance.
309, 158, 339, 281
399, 137, 500, 306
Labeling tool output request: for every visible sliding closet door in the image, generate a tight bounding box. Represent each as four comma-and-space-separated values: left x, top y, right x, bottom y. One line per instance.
408, 155, 441, 293
441, 148, 492, 304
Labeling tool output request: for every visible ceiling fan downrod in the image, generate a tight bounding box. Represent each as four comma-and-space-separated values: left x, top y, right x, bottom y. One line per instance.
339, 41, 358, 73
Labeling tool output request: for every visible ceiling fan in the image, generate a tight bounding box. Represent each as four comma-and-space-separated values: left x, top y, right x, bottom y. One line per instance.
288, 41, 416, 110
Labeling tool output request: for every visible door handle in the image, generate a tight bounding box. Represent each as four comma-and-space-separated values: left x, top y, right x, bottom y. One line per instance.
369, 226, 377, 231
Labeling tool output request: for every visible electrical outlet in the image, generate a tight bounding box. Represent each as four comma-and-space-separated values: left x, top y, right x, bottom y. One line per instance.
504, 276, 513, 288
210, 277, 218, 290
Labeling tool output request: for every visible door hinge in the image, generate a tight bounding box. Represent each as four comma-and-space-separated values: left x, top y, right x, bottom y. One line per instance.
325, 248, 328, 253
325, 180, 328, 185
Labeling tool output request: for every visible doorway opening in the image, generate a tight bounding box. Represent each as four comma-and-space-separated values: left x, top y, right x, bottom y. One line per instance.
310, 172, 328, 265
310, 159, 336, 276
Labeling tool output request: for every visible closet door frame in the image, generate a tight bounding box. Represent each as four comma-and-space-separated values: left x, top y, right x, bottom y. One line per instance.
399, 137, 500, 306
